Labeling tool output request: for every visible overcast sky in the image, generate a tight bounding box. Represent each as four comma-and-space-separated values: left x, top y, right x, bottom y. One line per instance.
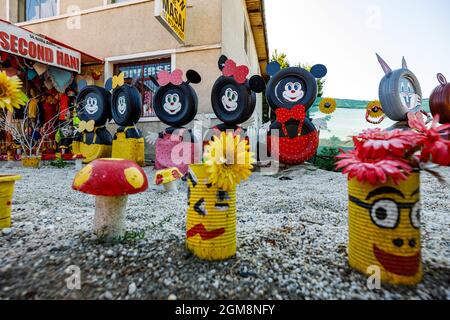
264, 0, 450, 100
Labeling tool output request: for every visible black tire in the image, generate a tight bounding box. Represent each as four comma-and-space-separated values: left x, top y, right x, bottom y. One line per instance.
76, 86, 112, 125
266, 67, 318, 111
153, 83, 198, 127
211, 76, 256, 125
111, 85, 142, 126
379, 69, 422, 121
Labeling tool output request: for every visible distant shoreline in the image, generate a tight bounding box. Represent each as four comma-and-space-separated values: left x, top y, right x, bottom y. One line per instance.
311, 97, 430, 111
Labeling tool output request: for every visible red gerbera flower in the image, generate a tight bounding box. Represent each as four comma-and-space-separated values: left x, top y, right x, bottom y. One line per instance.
336, 149, 413, 185
408, 113, 450, 165
354, 128, 419, 159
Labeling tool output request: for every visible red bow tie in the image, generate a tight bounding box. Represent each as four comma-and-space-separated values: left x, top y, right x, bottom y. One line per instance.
275, 105, 306, 136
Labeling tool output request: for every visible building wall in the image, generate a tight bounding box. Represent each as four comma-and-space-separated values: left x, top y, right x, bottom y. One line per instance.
60, 0, 104, 13
0, 0, 8, 20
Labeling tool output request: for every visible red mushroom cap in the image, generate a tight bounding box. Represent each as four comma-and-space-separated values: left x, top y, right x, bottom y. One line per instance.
72, 158, 148, 196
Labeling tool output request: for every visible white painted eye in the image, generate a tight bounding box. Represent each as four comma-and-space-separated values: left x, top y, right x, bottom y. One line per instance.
285, 82, 293, 91
370, 199, 399, 229
410, 202, 421, 229
165, 94, 172, 103
294, 82, 301, 91
172, 94, 179, 103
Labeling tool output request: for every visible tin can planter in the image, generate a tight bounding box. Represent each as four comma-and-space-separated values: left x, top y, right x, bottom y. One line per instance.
348, 172, 422, 285
186, 164, 237, 261
0, 175, 21, 229
21, 156, 41, 168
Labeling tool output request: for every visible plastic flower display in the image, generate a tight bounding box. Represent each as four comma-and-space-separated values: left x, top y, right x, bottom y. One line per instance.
203, 131, 255, 191
319, 98, 337, 114
338, 112, 450, 286
0, 71, 28, 112
337, 113, 450, 185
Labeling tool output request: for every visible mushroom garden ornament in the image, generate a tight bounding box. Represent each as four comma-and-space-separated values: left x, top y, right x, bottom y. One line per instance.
72, 159, 148, 240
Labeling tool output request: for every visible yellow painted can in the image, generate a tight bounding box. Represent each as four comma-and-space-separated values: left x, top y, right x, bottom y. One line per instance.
112, 132, 145, 166
80, 142, 112, 164
348, 172, 422, 285
72, 140, 81, 155
21, 156, 41, 168
0, 175, 21, 229
186, 164, 237, 261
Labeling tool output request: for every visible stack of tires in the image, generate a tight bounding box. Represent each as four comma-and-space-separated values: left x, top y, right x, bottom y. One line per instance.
75, 86, 113, 163
111, 84, 145, 166
153, 70, 202, 175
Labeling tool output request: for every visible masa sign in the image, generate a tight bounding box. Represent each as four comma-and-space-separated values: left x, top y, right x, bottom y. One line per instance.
154, 0, 186, 44
0, 21, 81, 73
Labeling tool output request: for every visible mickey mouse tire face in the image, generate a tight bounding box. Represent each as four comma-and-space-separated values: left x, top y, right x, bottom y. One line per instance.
211, 76, 256, 126
154, 84, 198, 127
76, 86, 112, 125
266, 67, 318, 110
379, 69, 422, 121
111, 85, 142, 126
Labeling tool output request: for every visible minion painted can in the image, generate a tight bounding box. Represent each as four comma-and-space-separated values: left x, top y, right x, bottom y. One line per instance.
0, 175, 21, 229
348, 172, 422, 285
186, 164, 237, 261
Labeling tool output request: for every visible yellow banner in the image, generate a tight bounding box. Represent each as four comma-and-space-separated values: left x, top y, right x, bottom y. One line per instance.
155, 0, 186, 43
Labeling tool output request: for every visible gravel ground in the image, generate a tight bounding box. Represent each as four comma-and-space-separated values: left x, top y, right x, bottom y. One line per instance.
0, 164, 449, 300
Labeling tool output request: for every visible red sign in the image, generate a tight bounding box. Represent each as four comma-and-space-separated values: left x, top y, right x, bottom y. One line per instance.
0, 21, 81, 73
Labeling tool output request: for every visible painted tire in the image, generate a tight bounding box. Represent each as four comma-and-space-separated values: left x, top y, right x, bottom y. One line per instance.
268, 118, 318, 165
430, 75, 450, 124
379, 69, 422, 121
211, 76, 256, 125
76, 86, 112, 125
111, 85, 142, 126
266, 67, 318, 110
153, 83, 198, 127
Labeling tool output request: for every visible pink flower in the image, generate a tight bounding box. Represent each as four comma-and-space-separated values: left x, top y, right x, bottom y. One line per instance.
336, 149, 413, 185
408, 113, 450, 165
354, 128, 419, 159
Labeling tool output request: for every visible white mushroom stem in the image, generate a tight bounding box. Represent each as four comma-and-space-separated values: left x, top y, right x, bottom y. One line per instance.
93, 195, 128, 240
163, 180, 178, 192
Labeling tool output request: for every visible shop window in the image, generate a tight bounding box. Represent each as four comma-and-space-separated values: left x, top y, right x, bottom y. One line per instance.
114, 59, 171, 119
9, 0, 58, 23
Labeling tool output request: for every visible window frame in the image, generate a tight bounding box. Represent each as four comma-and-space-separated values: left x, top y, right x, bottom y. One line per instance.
10, 0, 60, 23
114, 57, 172, 120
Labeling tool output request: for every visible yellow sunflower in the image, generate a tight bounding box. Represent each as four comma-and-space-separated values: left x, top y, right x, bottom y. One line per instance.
319, 98, 337, 114
203, 132, 255, 191
0, 71, 28, 113
366, 100, 384, 118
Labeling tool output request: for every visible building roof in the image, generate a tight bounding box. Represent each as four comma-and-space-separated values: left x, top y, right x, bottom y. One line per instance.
245, 0, 269, 75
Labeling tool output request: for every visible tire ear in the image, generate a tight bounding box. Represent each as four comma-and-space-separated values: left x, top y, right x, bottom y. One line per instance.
310, 64, 327, 78
186, 70, 202, 84
402, 57, 408, 70
218, 55, 228, 71
249, 75, 265, 93
266, 61, 281, 77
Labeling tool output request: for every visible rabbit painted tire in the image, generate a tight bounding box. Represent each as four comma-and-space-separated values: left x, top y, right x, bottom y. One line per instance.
379, 69, 422, 121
